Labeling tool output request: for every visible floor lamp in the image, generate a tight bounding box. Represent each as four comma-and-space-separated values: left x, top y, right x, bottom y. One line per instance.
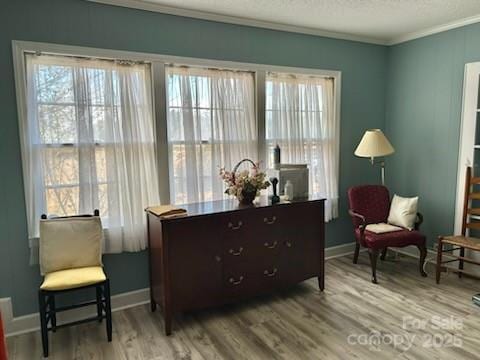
354, 129, 395, 185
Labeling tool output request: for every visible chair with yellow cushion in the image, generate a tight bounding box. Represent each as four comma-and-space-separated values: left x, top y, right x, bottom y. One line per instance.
38, 210, 112, 358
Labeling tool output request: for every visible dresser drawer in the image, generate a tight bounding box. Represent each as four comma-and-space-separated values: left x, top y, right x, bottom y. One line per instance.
223, 235, 283, 268
223, 253, 278, 277
254, 206, 287, 238
222, 210, 282, 266
223, 263, 281, 299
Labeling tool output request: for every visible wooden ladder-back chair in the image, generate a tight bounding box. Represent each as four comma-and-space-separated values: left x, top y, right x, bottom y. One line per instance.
436, 166, 480, 283
38, 210, 112, 357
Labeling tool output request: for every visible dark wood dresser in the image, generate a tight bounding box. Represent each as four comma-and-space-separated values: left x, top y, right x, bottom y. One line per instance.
146, 197, 325, 334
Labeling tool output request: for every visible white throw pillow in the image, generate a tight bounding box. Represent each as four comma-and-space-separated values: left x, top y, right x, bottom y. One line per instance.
387, 194, 418, 230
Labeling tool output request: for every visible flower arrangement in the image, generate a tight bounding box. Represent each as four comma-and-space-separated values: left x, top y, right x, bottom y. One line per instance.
220, 159, 270, 205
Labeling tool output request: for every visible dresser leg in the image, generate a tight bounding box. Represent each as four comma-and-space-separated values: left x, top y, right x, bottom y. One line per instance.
318, 275, 324, 291
164, 311, 172, 336
150, 300, 157, 312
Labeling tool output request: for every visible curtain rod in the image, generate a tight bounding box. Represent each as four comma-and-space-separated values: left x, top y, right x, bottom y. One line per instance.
267, 71, 334, 80
27, 51, 148, 66
165, 63, 254, 74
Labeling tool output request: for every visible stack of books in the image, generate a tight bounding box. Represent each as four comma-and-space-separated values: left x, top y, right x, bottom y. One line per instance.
145, 205, 187, 219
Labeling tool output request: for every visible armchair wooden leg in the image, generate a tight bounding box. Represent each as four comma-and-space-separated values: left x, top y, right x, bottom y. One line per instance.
459, 247, 465, 278
436, 237, 443, 284
417, 244, 428, 277
38, 291, 49, 358
380, 248, 387, 261
368, 248, 379, 284
353, 242, 360, 264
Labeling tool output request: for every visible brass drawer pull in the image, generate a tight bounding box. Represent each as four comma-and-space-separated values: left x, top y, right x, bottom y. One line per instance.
264, 268, 278, 277
215, 255, 222, 262
263, 216, 276, 225
228, 221, 243, 230
264, 240, 278, 249
229, 276, 244, 285
285, 241, 292, 248
229, 247, 244, 256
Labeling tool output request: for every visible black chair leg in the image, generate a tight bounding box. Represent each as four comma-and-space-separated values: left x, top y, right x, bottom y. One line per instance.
353, 242, 360, 264
459, 247, 465, 278
38, 291, 49, 358
49, 295, 57, 332
104, 280, 112, 342
96, 285, 103, 323
368, 248, 379, 284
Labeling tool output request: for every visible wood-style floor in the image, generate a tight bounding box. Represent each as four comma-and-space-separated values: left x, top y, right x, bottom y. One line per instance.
7, 252, 480, 359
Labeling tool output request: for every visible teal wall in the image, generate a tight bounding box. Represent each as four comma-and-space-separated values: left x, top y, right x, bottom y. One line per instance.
385, 23, 480, 246
0, 0, 388, 316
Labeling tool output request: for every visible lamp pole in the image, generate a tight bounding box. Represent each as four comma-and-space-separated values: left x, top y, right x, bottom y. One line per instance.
370, 158, 386, 185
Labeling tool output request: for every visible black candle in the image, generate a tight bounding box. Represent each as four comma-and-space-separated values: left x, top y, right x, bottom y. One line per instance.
274, 144, 281, 169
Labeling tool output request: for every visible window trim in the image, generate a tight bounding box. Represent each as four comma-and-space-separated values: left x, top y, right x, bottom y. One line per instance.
13, 40, 341, 208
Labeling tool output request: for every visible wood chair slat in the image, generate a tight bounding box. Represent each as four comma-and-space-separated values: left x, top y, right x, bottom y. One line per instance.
471, 177, 480, 184
439, 266, 480, 280
467, 208, 480, 215
465, 222, 480, 230
468, 192, 480, 199
440, 255, 480, 266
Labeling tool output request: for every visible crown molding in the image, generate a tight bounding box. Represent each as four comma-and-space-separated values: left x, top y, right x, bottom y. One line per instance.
388, 13, 480, 45
87, 0, 387, 45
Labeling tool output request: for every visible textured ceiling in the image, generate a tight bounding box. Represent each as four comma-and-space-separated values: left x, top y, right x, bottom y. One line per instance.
134, 0, 480, 43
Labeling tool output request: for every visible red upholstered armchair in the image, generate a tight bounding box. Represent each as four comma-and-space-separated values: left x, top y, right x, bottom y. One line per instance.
348, 185, 427, 283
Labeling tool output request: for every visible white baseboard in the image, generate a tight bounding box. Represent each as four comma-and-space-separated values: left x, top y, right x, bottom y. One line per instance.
393, 245, 480, 276
0, 298, 13, 328
393, 245, 437, 262
3, 241, 360, 337
324, 241, 366, 260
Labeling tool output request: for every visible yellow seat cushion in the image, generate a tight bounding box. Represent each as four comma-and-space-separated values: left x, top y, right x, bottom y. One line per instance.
40, 266, 106, 291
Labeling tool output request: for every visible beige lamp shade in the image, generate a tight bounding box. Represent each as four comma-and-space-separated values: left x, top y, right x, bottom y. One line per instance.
354, 129, 395, 158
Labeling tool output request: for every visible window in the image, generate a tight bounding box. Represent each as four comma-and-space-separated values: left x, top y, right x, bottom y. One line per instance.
266, 72, 339, 220
166, 66, 257, 204
21, 54, 160, 252
16, 43, 340, 257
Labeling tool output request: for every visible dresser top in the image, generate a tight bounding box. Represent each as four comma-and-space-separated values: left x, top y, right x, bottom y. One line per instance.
147, 196, 325, 221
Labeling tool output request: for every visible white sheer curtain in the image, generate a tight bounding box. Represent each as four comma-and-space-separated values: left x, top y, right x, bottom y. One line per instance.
166, 66, 257, 204
266, 73, 339, 221
21, 54, 160, 256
